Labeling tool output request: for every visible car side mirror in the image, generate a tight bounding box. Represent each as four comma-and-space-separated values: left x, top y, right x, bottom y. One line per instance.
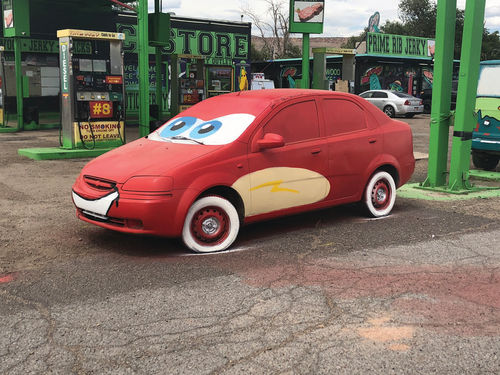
257, 133, 285, 150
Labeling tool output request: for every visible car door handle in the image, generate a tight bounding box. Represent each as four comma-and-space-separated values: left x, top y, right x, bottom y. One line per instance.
311, 148, 322, 154
368, 138, 377, 144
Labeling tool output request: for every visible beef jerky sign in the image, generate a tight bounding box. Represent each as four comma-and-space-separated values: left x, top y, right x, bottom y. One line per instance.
289, 1, 324, 34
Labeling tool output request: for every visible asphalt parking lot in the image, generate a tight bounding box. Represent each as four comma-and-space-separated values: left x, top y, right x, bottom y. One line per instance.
1, 114, 499, 374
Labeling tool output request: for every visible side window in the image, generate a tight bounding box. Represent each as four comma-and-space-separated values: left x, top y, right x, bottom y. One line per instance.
372, 91, 388, 98
322, 99, 367, 136
360, 92, 372, 98
264, 100, 320, 144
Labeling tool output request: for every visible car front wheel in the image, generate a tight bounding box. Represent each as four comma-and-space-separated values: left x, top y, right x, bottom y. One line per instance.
182, 196, 240, 253
364, 171, 396, 217
383, 105, 395, 118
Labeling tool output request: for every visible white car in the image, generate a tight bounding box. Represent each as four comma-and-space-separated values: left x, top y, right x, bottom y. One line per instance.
359, 90, 424, 118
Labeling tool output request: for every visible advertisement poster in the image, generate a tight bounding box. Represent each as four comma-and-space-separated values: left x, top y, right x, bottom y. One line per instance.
3, 0, 13, 29
293, 1, 324, 23
289, 0, 324, 34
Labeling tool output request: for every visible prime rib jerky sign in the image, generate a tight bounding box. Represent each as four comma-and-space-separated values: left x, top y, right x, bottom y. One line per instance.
366, 32, 435, 58
289, 0, 324, 34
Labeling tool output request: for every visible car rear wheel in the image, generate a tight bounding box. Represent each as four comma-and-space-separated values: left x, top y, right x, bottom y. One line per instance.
383, 105, 395, 118
364, 171, 396, 217
182, 196, 240, 253
472, 151, 499, 171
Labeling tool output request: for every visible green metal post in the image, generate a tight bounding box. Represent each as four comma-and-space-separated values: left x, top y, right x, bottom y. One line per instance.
447, 0, 486, 191
301, 33, 310, 89
154, 0, 162, 120
170, 54, 179, 117
155, 48, 162, 118
137, 0, 150, 137
422, 0, 456, 188
312, 51, 326, 90
14, 37, 24, 131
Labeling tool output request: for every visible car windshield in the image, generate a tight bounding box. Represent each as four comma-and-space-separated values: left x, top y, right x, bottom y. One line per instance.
149, 96, 269, 145
393, 92, 412, 98
477, 65, 500, 98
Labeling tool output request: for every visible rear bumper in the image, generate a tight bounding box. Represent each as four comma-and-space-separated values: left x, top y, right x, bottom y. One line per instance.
472, 137, 500, 154
397, 104, 424, 115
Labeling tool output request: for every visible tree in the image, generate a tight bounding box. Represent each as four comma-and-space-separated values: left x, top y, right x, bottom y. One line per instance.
241, 0, 299, 60
397, 0, 437, 37
481, 31, 500, 60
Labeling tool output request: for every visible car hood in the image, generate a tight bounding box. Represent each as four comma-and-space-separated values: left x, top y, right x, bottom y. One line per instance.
81, 138, 222, 183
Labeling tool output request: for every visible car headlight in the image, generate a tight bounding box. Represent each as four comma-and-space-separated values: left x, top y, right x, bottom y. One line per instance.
122, 176, 173, 192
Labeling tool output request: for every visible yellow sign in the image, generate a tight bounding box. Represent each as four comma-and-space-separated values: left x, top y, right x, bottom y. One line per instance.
73, 121, 125, 145
57, 29, 125, 41
0, 108, 3, 125
312, 47, 356, 55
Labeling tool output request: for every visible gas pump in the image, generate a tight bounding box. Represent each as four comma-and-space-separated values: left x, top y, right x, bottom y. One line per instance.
58, 29, 126, 151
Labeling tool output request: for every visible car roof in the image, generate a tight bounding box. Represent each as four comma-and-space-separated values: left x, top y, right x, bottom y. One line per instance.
224, 89, 357, 105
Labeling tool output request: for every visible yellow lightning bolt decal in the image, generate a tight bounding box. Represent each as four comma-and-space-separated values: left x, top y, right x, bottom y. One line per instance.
250, 180, 299, 194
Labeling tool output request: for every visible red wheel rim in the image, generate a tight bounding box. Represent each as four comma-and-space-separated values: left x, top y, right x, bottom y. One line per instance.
190, 206, 230, 245
371, 179, 391, 210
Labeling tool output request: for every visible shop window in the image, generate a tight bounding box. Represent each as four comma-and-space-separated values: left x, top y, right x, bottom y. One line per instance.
322, 99, 366, 136
265, 100, 319, 144
207, 66, 233, 98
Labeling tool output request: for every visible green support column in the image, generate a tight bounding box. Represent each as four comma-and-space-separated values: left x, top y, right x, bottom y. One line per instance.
155, 47, 162, 118
422, 0, 456, 188
301, 33, 310, 89
448, 0, 486, 191
154, 0, 162, 120
137, 0, 150, 137
312, 51, 326, 90
170, 54, 179, 117
14, 37, 24, 131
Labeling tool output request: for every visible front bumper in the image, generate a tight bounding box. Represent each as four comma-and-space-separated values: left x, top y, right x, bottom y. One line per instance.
72, 187, 185, 237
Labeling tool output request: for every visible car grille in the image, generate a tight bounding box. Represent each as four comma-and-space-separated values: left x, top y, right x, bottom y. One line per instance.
79, 209, 125, 227
83, 175, 116, 192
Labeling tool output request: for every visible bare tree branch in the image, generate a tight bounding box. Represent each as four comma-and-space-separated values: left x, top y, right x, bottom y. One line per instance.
241, 0, 297, 60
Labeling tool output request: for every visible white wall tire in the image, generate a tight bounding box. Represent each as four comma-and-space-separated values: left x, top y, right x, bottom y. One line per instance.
182, 196, 240, 253
364, 171, 396, 217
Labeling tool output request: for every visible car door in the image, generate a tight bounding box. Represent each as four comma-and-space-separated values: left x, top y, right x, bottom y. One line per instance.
235, 98, 330, 217
370, 91, 389, 110
320, 97, 382, 200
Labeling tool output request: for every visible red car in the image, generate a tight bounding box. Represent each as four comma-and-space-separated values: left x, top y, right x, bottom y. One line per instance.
72, 89, 414, 252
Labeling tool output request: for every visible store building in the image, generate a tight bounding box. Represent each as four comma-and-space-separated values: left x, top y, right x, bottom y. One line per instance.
252, 32, 459, 111
0, 1, 251, 127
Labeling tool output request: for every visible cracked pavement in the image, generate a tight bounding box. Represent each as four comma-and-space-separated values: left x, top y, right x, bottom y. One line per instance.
1, 117, 499, 374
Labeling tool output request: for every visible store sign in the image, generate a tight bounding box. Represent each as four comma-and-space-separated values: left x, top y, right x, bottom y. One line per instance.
0, 37, 91, 54
59, 41, 70, 95
366, 32, 434, 58
289, 0, 324, 34
117, 23, 249, 60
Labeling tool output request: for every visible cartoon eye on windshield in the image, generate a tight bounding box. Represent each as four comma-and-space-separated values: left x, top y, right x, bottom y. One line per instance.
189, 120, 222, 139
154, 113, 256, 145
159, 116, 198, 138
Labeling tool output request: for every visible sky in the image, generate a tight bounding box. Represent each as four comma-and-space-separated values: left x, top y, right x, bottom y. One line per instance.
149, 0, 500, 37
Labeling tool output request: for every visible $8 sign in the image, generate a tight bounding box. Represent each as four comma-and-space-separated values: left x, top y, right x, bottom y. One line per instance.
89, 101, 113, 119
